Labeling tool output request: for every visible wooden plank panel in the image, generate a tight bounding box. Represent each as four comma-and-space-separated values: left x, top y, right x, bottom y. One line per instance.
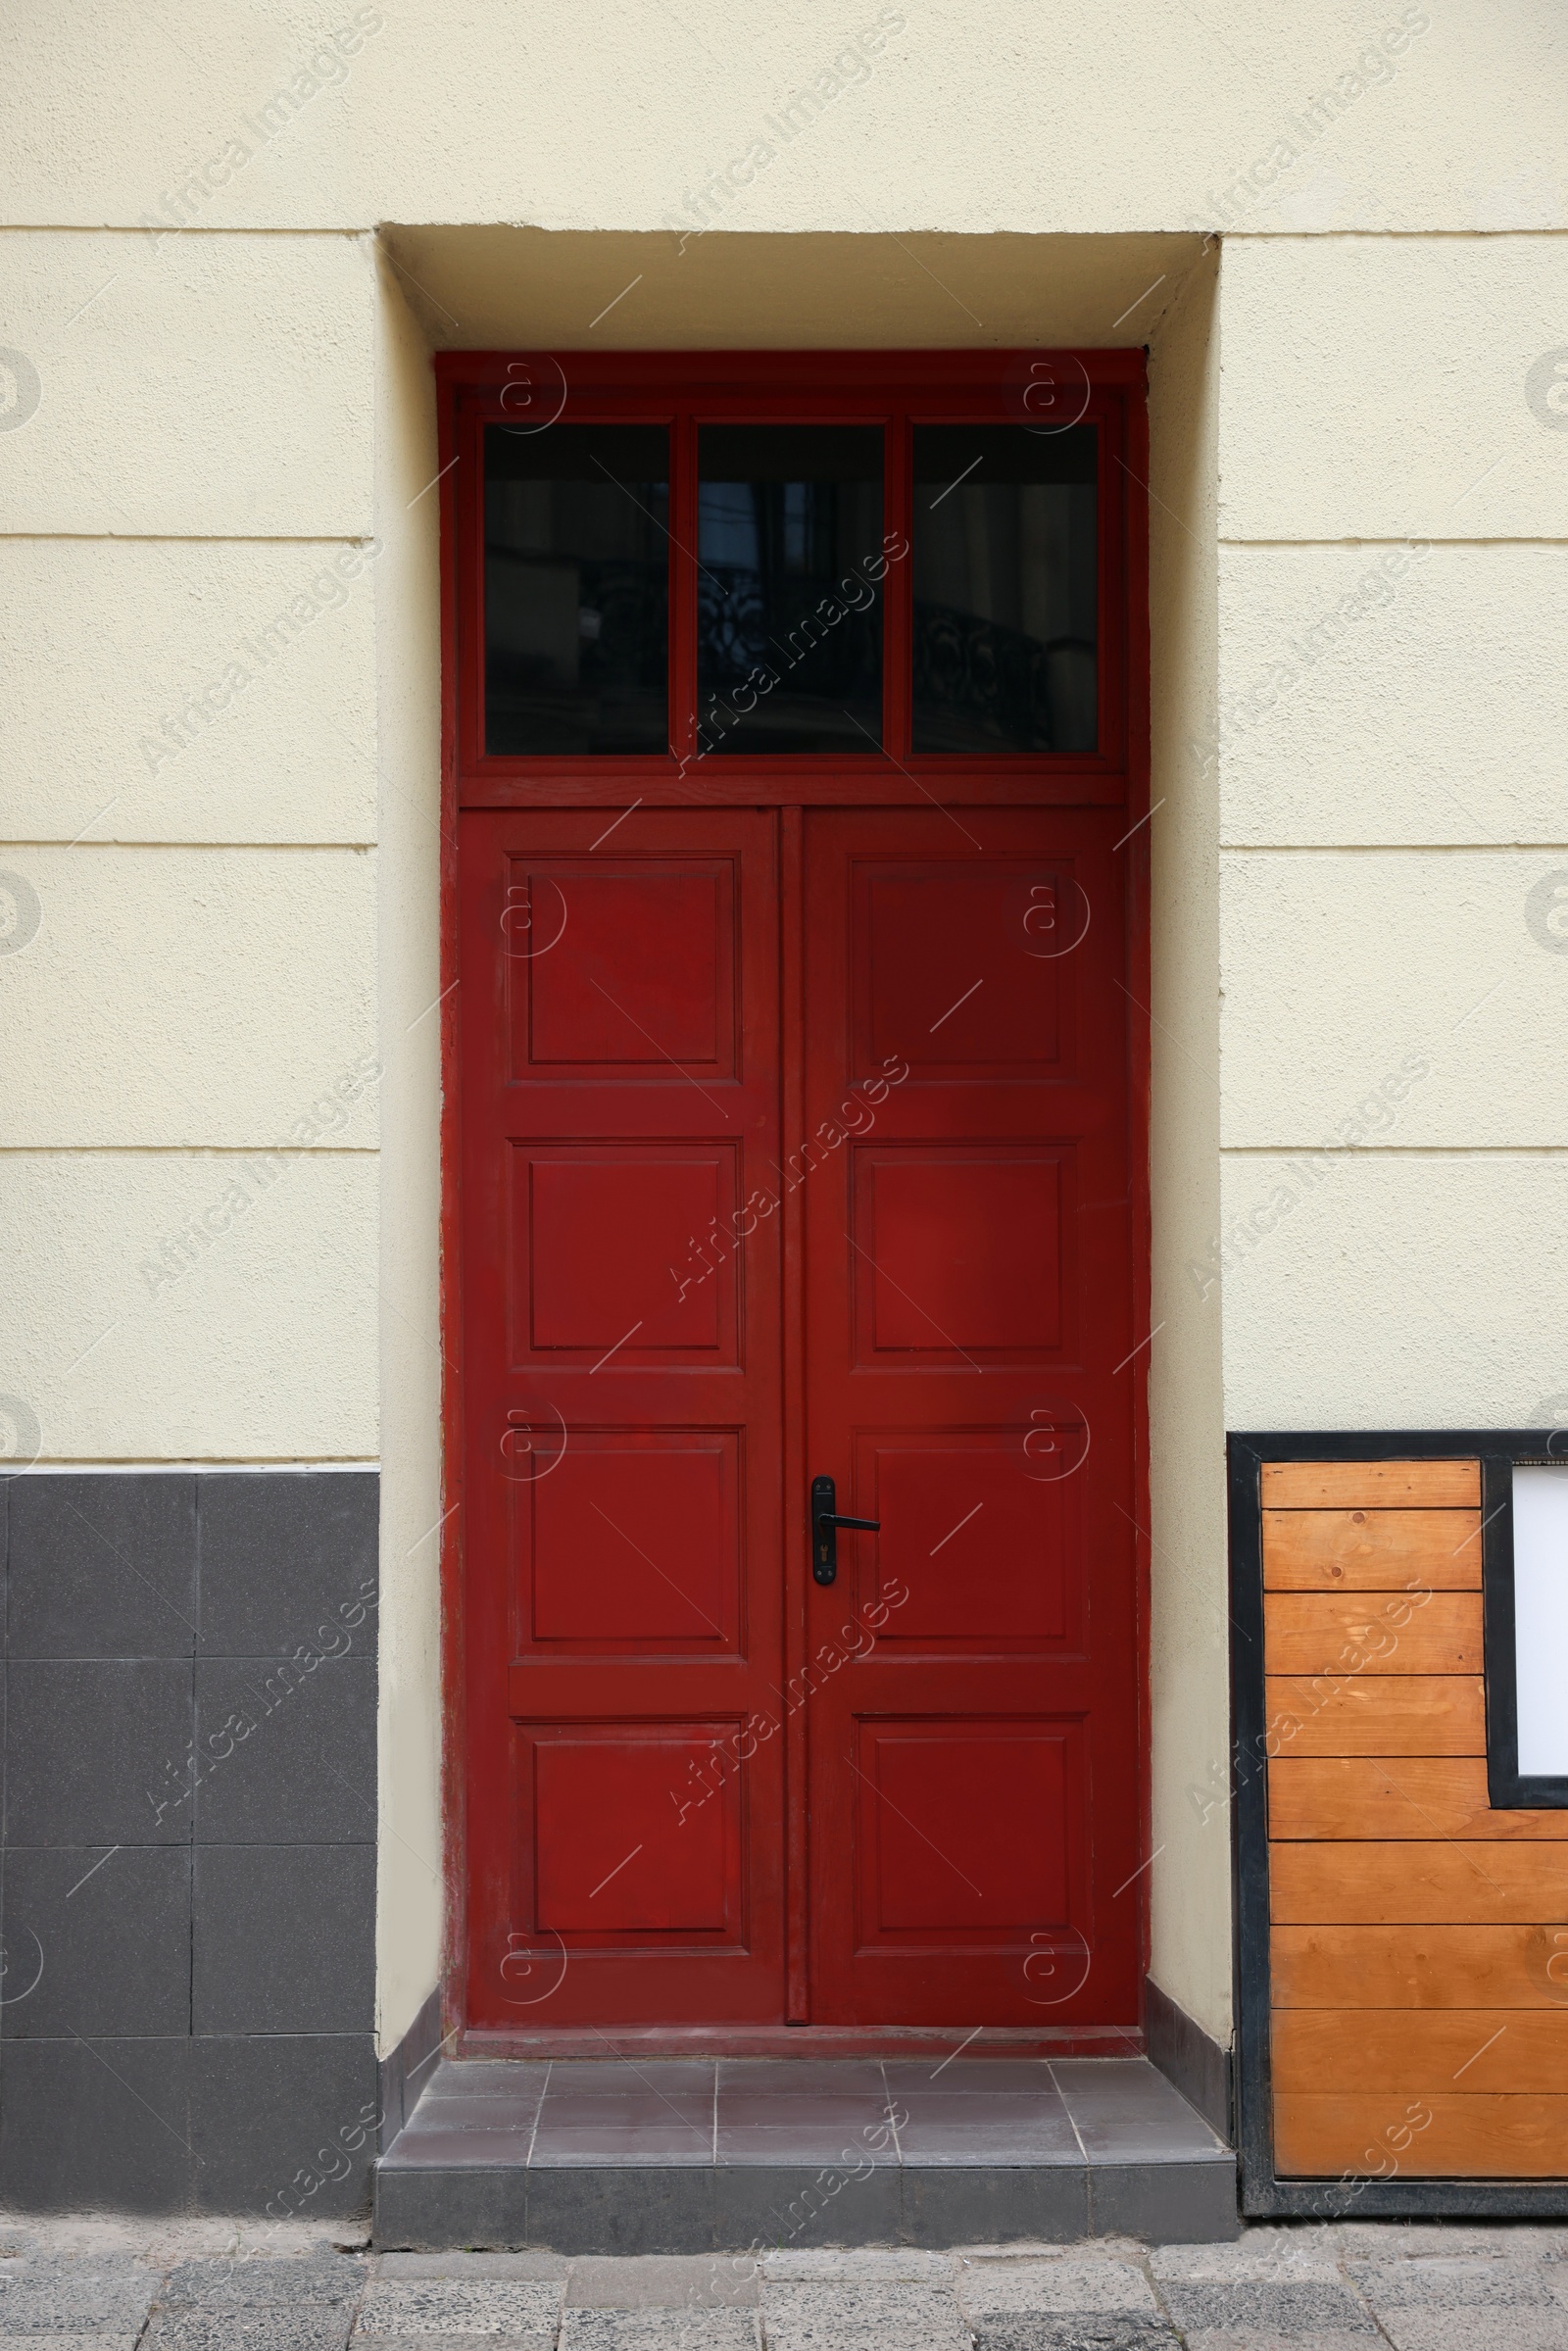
1267, 1756, 1568, 1842
1263, 1508, 1481, 1591
1265, 1676, 1485, 1757
1271, 1841, 1568, 1925
1261, 1460, 1479, 1510
1272, 2009, 1568, 2094
1264, 1592, 1482, 1678
1272, 1923, 1568, 2009
1276, 2091, 1568, 2178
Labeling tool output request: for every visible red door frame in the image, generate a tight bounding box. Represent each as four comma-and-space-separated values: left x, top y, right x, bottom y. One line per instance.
434, 348, 1152, 2053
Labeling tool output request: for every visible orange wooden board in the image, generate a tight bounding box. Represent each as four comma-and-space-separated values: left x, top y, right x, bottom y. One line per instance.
1265, 1676, 1484, 1757
1261, 1460, 1480, 1511
1272, 1923, 1568, 2009
1270, 1840, 1568, 1925
1272, 2008, 1568, 2094
1263, 1508, 1481, 1592
1264, 1592, 1481, 1678
1275, 2090, 1568, 2178
1266, 1756, 1568, 1842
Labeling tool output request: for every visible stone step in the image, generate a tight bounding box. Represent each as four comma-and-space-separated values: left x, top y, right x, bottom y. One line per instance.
373, 2054, 1237, 2251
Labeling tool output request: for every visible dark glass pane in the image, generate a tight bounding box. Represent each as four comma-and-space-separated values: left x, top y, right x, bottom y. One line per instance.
911, 424, 1098, 755
485, 424, 668, 756
698, 426, 884, 756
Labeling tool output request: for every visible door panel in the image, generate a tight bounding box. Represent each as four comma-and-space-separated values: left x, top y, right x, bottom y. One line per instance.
462, 808, 786, 2026
802, 808, 1139, 2026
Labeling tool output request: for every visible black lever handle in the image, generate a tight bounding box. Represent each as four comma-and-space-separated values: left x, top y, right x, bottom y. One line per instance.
810, 1474, 881, 1586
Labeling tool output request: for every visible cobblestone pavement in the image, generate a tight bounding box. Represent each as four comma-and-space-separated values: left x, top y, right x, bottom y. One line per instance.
2, 2214, 1568, 2347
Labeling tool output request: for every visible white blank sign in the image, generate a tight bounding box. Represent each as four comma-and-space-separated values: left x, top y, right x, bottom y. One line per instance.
1512, 1465, 1568, 1777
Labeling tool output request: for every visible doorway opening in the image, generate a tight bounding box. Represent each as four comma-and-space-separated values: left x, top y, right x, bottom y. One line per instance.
440, 350, 1151, 2042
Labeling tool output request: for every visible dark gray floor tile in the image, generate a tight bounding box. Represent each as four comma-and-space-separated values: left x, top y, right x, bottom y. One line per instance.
421, 2059, 550, 2104
373, 2165, 529, 2250
6, 1657, 194, 1844
193, 1654, 375, 1842
8, 1471, 197, 1657
0, 2035, 194, 2212
546, 2060, 714, 2097
717, 2060, 887, 2097
190, 2032, 376, 2216
528, 2166, 716, 2254
384, 2122, 540, 2166
163, 2255, 365, 2304
197, 1472, 378, 1657
532, 2124, 714, 2167
405, 2090, 546, 2136
1090, 2161, 1239, 2243
894, 2090, 1082, 2165
882, 2059, 1061, 2095
193, 1844, 374, 2033
714, 2163, 901, 2253
1051, 2059, 1225, 2160
902, 2165, 1090, 2246
1, 1842, 190, 2037
715, 2129, 901, 2168
145, 2312, 355, 2350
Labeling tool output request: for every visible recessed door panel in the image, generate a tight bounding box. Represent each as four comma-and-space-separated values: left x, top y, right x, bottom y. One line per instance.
520, 1146, 737, 1358
520, 1432, 742, 1651
858, 1719, 1077, 1937
529, 1724, 739, 1936
854, 1434, 1074, 1648
855, 1149, 1064, 1357
510, 861, 733, 1075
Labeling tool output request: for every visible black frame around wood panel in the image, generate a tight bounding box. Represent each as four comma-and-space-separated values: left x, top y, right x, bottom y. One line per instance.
1229, 1429, 1568, 2221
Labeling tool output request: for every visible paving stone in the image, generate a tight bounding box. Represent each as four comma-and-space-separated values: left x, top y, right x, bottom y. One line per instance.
0, 2255, 157, 2333
559, 2316, 760, 2349
370, 2259, 567, 2281
959, 2258, 1159, 2315
1349, 2257, 1554, 2309
1150, 2245, 1342, 2282
1363, 2318, 1568, 2351
757, 2251, 950, 2280
759, 2279, 971, 2350
1179, 2335, 1396, 2351
164, 2257, 364, 2305
566, 2257, 759, 2309
0, 2338, 144, 2350
969, 2324, 1175, 2351
144, 2315, 355, 2351
1159, 2280, 1380, 2335
354, 2278, 562, 2335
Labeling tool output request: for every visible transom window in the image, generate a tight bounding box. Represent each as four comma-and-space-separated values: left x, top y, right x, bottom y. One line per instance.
456, 356, 1128, 773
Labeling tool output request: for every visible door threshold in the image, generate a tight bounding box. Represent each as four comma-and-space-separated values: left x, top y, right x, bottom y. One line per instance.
459, 2023, 1144, 2061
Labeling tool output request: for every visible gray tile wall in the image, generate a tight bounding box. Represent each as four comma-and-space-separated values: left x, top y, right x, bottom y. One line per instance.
0, 1470, 379, 2215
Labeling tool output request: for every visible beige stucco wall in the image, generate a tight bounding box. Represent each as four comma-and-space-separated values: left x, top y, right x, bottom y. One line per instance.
3, 1, 1565, 2062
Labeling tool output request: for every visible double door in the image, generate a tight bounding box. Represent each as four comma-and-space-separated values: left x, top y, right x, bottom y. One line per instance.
459, 802, 1140, 2029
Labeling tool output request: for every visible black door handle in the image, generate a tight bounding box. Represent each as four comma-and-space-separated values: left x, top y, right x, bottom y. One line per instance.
810, 1474, 881, 1586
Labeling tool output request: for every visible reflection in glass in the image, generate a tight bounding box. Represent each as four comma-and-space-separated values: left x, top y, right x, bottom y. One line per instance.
911, 425, 1098, 755
485, 424, 669, 756
697, 426, 886, 756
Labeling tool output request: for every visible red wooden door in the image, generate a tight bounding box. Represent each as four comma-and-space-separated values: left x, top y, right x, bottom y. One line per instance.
800, 808, 1139, 2025
460, 808, 787, 2026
